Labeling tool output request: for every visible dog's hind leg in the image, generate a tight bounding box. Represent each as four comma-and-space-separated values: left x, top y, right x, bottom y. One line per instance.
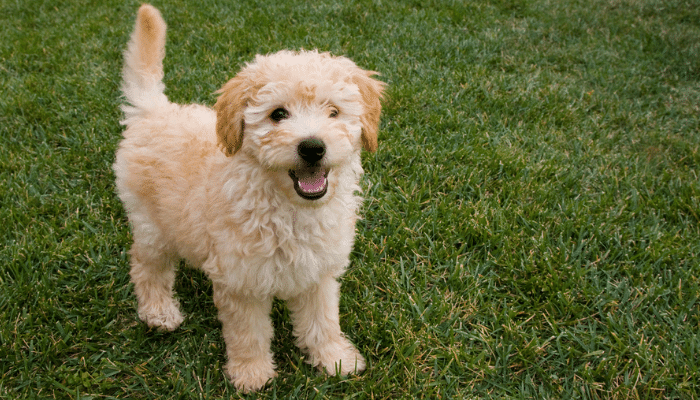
128, 222, 184, 331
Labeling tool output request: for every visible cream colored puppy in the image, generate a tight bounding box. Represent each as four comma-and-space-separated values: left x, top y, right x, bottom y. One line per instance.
113, 4, 384, 393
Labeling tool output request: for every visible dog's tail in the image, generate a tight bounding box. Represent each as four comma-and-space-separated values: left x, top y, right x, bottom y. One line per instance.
121, 4, 169, 123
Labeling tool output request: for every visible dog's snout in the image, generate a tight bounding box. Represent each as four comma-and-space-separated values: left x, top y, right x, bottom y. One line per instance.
298, 138, 326, 163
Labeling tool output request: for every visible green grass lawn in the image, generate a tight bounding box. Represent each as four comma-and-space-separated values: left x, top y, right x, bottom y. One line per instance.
1, 0, 699, 398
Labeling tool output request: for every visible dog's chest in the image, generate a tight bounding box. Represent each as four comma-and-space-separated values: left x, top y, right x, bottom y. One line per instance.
206, 203, 356, 299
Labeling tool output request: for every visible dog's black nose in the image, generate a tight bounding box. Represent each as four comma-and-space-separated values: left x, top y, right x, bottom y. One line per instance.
297, 138, 326, 163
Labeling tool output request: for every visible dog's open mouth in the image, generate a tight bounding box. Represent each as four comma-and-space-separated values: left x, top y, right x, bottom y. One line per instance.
289, 167, 329, 200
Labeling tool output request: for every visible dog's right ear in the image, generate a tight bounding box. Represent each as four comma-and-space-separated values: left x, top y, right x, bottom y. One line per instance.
214, 75, 249, 156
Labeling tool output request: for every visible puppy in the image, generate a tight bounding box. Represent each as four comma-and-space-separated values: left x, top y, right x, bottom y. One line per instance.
113, 4, 384, 393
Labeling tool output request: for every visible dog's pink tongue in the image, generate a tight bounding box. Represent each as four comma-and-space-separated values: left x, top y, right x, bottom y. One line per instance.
298, 169, 327, 193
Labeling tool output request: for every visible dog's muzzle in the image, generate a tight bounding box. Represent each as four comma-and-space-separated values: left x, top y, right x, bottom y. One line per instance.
289, 138, 329, 200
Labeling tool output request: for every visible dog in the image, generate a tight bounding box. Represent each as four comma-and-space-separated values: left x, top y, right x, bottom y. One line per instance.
113, 4, 385, 393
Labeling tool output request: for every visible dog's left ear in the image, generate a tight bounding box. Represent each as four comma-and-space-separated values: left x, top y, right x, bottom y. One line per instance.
215, 75, 250, 156
352, 70, 385, 153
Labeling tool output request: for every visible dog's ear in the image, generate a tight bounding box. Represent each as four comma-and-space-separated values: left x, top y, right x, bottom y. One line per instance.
214, 75, 249, 156
352, 70, 385, 153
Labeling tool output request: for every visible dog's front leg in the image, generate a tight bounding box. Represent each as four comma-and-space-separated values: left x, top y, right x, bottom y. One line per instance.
287, 274, 366, 376
212, 282, 276, 393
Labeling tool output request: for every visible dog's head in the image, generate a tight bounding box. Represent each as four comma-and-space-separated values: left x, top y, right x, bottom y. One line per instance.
214, 50, 385, 204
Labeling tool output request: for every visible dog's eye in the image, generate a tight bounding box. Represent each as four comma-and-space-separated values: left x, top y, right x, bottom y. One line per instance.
270, 108, 290, 122
329, 107, 339, 118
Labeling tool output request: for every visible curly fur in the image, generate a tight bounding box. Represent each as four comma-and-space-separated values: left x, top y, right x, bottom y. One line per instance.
113, 4, 385, 393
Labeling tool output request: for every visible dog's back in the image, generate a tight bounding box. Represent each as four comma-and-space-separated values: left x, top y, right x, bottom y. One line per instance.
114, 5, 217, 273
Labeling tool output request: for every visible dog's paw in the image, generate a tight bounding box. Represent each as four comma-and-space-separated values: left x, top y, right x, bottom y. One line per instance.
313, 338, 366, 376
137, 300, 184, 331
225, 358, 277, 393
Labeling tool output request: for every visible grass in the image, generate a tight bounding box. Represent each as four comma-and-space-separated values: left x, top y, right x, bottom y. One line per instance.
1, 0, 699, 398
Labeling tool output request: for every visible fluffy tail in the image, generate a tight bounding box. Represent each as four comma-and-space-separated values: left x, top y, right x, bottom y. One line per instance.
121, 4, 169, 122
